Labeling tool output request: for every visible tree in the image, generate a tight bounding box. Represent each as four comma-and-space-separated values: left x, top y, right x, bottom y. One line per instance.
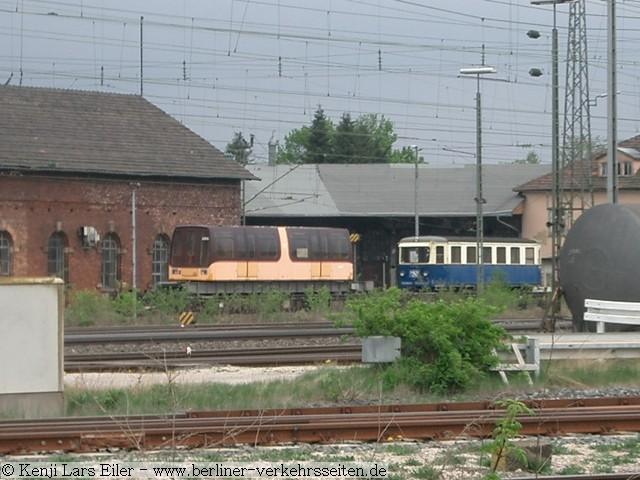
275, 108, 413, 164
305, 106, 334, 163
390, 146, 425, 164
226, 131, 252, 165
333, 113, 358, 162
514, 150, 540, 165
353, 114, 396, 163
277, 127, 311, 164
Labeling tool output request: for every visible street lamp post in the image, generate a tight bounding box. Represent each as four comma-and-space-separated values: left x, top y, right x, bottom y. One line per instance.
459, 64, 496, 291
530, 0, 573, 315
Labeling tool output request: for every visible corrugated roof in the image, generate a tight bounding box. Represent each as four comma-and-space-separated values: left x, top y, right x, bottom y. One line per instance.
246, 163, 549, 217
0, 85, 254, 180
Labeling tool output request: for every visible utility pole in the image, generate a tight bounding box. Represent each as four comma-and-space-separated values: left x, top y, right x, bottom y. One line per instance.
140, 16, 144, 96
607, 0, 618, 203
413, 145, 419, 238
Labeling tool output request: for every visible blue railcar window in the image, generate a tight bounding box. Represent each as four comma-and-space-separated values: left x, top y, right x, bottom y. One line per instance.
525, 247, 535, 265
496, 247, 506, 264
510, 247, 521, 264
482, 246, 492, 264
466, 246, 476, 264
450, 246, 461, 264
435, 246, 445, 264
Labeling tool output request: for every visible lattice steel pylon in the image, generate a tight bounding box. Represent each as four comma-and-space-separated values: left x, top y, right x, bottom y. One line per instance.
547, 0, 593, 327
561, 0, 593, 235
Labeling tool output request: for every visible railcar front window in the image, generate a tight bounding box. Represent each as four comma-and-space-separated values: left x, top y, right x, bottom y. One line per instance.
401, 246, 429, 264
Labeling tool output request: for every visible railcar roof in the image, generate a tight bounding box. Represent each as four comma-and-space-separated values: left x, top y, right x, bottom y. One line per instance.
398, 236, 538, 244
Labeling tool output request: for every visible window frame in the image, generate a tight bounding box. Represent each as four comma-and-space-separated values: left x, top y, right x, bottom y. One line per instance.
101, 233, 121, 290
287, 228, 351, 262
47, 231, 68, 282
151, 234, 170, 286
0, 231, 13, 276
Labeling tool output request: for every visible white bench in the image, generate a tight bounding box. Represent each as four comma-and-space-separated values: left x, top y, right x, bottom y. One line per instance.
584, 299, 640, 333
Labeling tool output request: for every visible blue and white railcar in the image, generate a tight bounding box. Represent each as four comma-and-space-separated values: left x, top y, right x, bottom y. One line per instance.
397, 236, 541, 289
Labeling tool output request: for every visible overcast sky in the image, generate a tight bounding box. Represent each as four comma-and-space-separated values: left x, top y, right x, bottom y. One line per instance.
1, 0, 638, 166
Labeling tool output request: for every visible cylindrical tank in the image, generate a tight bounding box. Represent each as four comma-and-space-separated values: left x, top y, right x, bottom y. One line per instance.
559, 204, 640, 331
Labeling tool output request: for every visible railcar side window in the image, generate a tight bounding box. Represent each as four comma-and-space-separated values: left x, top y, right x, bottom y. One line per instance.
525, 247, 535, 265
450, 246, 461, 264
466, 246, 476, 264
496, 246, 506, 264
435, 245, 445, 264
287, 229, 350, 261
256, 233, 279, 260
510, 247, 521, 265
482, 246, 492, 264
401, 246, 429, 264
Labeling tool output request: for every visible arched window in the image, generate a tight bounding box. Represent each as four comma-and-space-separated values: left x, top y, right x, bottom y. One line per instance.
151, 234, 170, 286
47, 232, 68, 282
101, 233, 121, 289
0, 231, 12, 276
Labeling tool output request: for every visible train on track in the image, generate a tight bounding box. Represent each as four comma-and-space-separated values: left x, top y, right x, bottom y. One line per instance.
397, 235, 542, 290
168, 225, 353, 294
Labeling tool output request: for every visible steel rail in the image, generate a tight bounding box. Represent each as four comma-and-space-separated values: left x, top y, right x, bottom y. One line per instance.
3, 398, 640, 454
64, 318, 560, 345
512, 474, 640, 480
64, 344, 362, 371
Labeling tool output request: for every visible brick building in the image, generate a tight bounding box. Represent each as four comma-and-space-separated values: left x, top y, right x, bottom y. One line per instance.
0, 86, 253, 291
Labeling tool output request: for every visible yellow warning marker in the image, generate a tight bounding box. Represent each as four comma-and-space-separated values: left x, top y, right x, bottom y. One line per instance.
349, 233, 361, 243
179, 311, 195, 327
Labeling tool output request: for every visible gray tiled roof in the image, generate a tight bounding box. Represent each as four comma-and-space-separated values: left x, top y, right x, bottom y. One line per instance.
246, 163, 549, 217
0, 86, 254, 180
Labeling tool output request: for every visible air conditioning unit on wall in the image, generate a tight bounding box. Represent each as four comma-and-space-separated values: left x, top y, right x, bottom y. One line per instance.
78, 226, 100, 248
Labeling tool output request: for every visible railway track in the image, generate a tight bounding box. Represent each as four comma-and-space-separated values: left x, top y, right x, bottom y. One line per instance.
64, 322, 354, 345
513, 475, 640, 480
64, 318, 569, 346
64, 344, 361, 371
2, 396, 640, 454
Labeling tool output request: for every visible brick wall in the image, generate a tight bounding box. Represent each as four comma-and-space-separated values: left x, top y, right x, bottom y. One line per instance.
0, 173, 240, 291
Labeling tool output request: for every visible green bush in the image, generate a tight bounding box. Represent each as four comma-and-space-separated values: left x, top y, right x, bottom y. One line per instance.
111, 290, 138, 318
343, 288, 506, 394
304, 286, 332, 314
143, 287, 191, 315
257, 290, 289, 318
66, 290, 115, 326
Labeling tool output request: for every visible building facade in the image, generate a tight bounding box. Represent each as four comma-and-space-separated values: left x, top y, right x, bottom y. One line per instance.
515, 135, 640, 285
0, 86, 252, 291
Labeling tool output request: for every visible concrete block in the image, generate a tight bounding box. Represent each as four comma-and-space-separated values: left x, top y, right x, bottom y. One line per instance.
362, 336, 401, 363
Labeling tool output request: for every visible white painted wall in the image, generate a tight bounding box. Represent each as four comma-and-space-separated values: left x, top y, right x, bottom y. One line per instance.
0, 280, 63, 395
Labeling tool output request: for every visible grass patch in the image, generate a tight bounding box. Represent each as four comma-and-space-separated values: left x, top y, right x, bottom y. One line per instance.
558, 464, 586, 475
384, 444, 421, 456
63, 357, 640, 418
